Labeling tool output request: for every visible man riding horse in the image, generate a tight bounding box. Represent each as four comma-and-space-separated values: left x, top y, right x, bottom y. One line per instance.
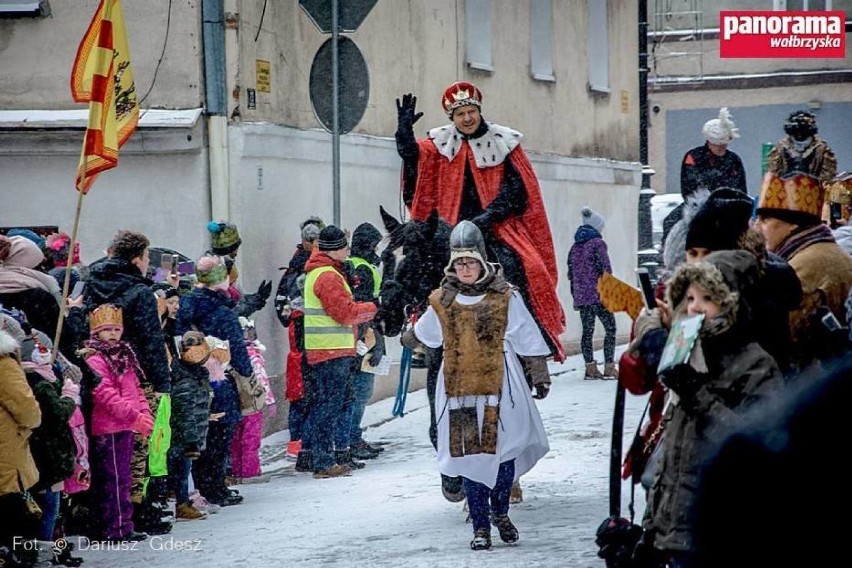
395, 81, 565, 361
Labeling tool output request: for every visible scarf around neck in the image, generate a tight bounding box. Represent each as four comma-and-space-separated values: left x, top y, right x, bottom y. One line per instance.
438, 264, 513, 307
83, 337, 144, 380
775, 223, 835, 260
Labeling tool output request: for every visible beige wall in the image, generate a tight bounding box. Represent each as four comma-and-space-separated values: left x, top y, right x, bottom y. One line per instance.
0, 0, 204, 110
234, 0, 639, 161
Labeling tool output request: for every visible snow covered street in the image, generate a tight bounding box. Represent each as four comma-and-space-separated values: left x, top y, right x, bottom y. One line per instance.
76, 349, 646, 567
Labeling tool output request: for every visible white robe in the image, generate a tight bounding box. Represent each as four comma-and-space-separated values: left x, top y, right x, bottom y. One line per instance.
414, 290, 550, 489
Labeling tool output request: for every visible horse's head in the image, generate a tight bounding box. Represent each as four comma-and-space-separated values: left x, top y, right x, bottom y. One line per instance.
376, 206, 451, 336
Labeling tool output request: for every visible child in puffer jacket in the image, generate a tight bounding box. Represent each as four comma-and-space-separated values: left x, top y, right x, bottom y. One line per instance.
167, 331, 213, 521
80, 304, 153, 543
229, 318, 275, 483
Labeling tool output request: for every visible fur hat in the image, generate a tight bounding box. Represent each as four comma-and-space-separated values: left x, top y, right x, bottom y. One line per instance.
581, 206, 605, 233
207, 221, 242, 255
702, 107, 740, 145
686, 188, 754, 251
317, 226, 348, 252
442, 81, 483, 118
663, 189, 710, 270
757, 172, 825, 227
179, 331, 210, 365
195, 254, 229, 287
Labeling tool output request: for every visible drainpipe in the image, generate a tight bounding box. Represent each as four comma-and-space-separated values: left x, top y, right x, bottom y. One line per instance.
202, 0, 229, 221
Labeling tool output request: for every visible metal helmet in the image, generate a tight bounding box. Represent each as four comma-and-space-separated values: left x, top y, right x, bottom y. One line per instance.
449, 220, 487, 264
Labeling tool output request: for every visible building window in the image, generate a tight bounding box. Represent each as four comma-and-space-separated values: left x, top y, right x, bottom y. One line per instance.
587, 0, 609, 93
0, 0, 47, 17
530, 0, 555, 81
774, 0, 834, 9
466, 0, 493, 72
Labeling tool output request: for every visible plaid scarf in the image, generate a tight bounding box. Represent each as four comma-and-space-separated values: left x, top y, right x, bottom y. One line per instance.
83, 338, 145, 381
775, 223, 835, 261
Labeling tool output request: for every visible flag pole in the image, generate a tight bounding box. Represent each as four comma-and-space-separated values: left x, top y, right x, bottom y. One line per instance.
51, 186, 85, 364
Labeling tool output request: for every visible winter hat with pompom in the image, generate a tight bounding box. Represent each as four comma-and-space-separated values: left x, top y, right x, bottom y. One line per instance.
195, 254, 229, 290
581, 206, 605, 233
207, 221, 242, 256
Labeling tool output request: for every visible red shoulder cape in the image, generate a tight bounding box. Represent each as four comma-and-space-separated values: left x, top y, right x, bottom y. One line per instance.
410, 138, 566, 360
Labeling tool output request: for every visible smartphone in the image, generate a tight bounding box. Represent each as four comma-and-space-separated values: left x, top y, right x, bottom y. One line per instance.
636, 268, 656, 310
70, 281, 86, 300
830, 202, 842, 221
160, 253, 179, 273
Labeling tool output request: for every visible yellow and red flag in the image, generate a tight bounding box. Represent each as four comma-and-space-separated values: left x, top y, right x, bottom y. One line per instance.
70, 0, 138, 193
597, 272, 645, 321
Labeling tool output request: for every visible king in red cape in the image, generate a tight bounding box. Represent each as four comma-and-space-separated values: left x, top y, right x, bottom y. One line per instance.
396, 82, 566, 361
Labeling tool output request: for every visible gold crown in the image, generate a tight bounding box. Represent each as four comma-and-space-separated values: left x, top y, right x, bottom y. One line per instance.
90, 304, 124, 332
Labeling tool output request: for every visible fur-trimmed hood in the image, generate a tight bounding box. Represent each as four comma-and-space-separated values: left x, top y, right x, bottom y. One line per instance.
0, 328, 21, 357
667, 250, 761, 333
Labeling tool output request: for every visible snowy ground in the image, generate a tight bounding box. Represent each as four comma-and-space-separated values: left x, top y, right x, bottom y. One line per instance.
75, 348, 647, 567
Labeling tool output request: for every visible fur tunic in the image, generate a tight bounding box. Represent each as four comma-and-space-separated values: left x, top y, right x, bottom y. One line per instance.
415, 290, 550, 488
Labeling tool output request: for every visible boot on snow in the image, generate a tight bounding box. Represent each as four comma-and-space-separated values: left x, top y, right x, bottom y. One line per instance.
335, 449, 365, 470
470, 529, 492, 551
492, 514, 519, 544
602, 362, 619, 379
584, 362, 604, 380
295, 450, 313, 472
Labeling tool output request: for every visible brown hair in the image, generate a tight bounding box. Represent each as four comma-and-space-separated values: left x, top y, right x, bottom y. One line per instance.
110, 230, 149, 262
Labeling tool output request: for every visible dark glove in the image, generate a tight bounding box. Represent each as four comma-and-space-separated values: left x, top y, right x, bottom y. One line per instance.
520, 355, 551, 399
396, 93, 423, 130
256, 280, 272, 301
659, 363, 706, 402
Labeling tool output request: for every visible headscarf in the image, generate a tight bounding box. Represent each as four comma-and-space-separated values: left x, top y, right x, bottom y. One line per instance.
0, 235, 61, 300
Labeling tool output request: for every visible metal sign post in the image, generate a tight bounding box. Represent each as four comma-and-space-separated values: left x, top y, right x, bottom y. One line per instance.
332, 0, 340, 226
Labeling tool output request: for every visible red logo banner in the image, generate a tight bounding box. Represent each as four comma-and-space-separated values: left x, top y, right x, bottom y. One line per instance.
720, 11, 845, 58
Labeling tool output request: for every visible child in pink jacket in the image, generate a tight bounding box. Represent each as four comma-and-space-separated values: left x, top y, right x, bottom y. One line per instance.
81, 304, 153, 542
229, 318, 274, 482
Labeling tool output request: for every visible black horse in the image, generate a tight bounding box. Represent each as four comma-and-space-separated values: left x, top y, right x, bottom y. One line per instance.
375, 206, 466, 501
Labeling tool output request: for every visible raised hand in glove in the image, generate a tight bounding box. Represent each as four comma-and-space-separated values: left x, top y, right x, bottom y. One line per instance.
257, 280, 272, 302
396, 93, 423, 130
659, 363, 706, 402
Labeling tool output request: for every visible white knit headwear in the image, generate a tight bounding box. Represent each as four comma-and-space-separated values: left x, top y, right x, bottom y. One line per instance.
702, 107, 740, 145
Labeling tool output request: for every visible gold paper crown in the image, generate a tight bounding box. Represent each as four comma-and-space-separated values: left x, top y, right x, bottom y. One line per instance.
90, 304, 124, 332
758, 172, 825, 219
827, 173, 852, 205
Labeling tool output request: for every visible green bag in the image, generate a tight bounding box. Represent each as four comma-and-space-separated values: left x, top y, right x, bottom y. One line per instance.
147, 394, 172, 478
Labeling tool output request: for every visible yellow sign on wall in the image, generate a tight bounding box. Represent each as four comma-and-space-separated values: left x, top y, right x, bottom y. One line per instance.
256, 60, 271, 93
620, 90, 629, 113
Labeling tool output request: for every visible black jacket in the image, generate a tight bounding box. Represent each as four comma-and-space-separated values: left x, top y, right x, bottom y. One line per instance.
85, 258, 171, 393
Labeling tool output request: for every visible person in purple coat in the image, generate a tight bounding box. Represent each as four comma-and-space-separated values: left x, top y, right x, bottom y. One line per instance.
567, 207, 617, 379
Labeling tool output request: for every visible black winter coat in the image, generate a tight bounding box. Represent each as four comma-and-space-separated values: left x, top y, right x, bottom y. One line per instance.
25, 370, 76, 490
169, 359, 211, 452
84, 259, 171, 393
